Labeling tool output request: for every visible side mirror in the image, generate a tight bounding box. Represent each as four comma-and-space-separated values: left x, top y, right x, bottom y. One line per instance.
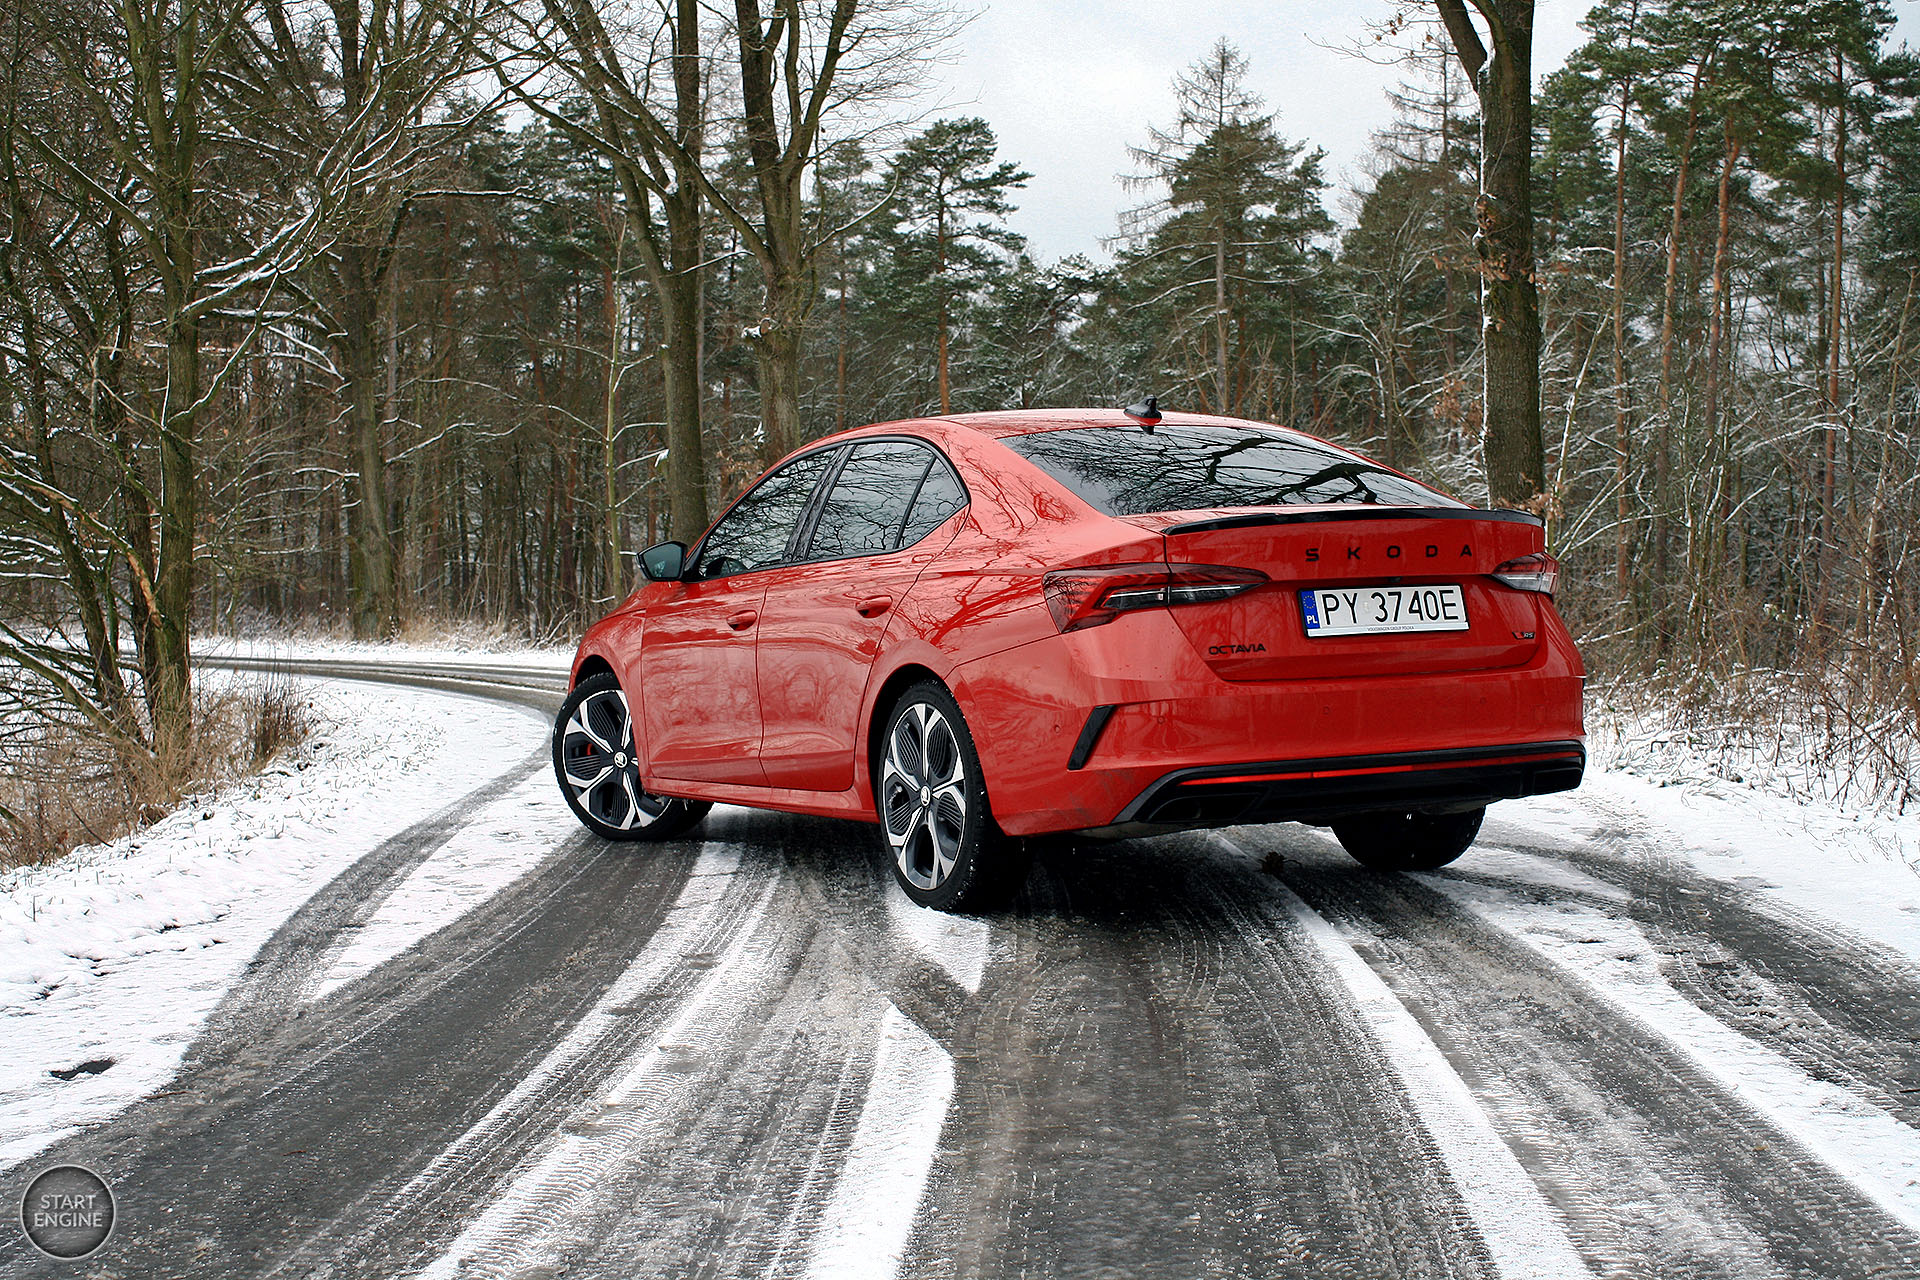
639, 541, 687, 582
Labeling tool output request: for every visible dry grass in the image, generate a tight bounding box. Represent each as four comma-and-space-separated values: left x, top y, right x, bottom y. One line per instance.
0, 671, 316, 870
1588, 661, 1918, 816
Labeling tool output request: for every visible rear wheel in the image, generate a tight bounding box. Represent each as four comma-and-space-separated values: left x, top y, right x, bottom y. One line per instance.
553, 673, 710, 842
877, 681, 1024, 911
1332, 806, 1484, 872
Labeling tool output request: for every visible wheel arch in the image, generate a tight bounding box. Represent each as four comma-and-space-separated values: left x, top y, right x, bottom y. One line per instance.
859, 662, 947, 812
572, 653, 616, 690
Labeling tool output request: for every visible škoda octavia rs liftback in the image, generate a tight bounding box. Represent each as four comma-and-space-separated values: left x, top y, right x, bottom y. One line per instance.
553, 406, 1586, 911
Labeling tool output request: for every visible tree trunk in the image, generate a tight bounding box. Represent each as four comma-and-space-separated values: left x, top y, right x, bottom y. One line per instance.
1610, 0, 1638, 595
1655, 56, 1710, 582
152, 302, 198, 765
1703, 121, 1739, 468
659, 257, 709, 542
1216, 218, 1231, 415
1473, 5, 1543, 507
937, 201, 951, 414
341, 255, 400, 637
755, 290, 806, 463
1823, 50, 1846, 561
602, 217, 625, 601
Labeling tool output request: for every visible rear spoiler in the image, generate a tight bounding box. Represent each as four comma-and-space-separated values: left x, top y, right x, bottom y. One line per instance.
1161, 506, 1543, 535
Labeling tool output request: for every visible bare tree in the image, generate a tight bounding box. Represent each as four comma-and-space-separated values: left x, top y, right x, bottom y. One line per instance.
500, 0, 714, 544
1429, 0, 1546, 509
707, 0, 956, 462
241, 0, 500, 635
8, 0, 323, 760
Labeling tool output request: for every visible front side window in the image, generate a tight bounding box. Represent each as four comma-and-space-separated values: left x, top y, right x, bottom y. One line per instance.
691, 448, 839, 580
1004, 424, 1464, 516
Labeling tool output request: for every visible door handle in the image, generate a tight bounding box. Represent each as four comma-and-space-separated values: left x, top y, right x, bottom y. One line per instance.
854, 594, 894, 618
727, 609, 759, 631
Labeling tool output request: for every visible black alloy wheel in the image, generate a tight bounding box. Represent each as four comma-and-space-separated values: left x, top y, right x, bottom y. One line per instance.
553, 672, 710, 841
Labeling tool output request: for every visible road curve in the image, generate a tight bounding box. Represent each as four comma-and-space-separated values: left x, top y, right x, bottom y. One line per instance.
2, 655, 1918, 1279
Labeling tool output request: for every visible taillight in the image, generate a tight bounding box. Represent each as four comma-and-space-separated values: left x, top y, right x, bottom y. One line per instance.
1042, 563, 1268, 633
1491, 552, 1560, 595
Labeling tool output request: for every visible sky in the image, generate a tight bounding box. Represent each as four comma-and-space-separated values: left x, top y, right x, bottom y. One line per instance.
913, 0, 1920, 264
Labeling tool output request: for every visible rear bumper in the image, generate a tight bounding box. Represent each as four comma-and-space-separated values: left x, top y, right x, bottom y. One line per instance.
948, 607, 1585, 836
1100, 740, 1585, 834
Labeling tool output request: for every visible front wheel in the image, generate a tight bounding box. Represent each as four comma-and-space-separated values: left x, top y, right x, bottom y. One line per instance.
1332, 806, 1485, 872
877, 681, 1024, 912
553, 673, 710, 842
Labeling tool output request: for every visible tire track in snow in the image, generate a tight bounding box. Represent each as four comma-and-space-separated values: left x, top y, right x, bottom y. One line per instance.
183, 660, 563, 1060
1266, 876, 1596, 1280
1485, 803, 1920, 1133
312, 771, 572, 999
1433, 870, 1920, 1237
188, 742, 547, 1060
409, 861, 787, 1279
260, 838, 770, 1277
1276, 838, 1920, 1280
907, 830, 1500, 1280
504, 812, 975, 1280
801, 1003, 954, 1280
1, 790, 700, 1278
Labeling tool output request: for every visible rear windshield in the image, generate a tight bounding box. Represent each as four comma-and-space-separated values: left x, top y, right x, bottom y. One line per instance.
1003, 424, 1464, 516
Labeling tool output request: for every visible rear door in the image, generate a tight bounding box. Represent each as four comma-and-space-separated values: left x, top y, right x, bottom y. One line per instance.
641, 447, 841, 784
754, 440, 967, 792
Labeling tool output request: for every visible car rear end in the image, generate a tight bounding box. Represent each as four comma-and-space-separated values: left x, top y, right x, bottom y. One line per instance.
942, 415, 1585, 838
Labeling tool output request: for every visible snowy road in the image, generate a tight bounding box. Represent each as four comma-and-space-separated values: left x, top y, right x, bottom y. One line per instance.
4, 654, 1920, 1278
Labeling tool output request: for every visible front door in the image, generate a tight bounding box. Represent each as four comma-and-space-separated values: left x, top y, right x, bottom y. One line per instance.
640, 446, 841, 785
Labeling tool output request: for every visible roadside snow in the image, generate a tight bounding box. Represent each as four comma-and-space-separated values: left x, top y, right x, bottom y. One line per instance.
198, 634, 573, 677
0, 677, 544, 1169
1495, 772, 1920, 972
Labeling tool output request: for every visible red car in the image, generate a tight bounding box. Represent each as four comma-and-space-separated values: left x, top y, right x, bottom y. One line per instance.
553, 408, 1585, 910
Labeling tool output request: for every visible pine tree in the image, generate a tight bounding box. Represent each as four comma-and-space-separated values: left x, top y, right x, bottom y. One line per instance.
868, 118, 1030, 415
1114, 39, 1333, 417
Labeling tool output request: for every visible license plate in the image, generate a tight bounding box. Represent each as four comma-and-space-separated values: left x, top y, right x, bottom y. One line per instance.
1300, 584, 1469, 637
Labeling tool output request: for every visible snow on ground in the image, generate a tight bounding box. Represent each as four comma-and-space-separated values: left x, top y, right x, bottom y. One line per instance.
0, 675, 546, 1169
1434, 862, 1920, 1235
314, 771, 571, 999
1496, 770, 1920, 971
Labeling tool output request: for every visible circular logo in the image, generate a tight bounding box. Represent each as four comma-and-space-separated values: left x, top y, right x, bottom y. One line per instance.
19, 1165, 114, 1259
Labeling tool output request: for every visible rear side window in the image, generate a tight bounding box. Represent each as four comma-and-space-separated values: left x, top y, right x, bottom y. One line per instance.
1003, 424, 1463, 516
898, 459, 965, 548
691, 448, 839, 579
807, 441, 929, 560
804, 440, 968, 560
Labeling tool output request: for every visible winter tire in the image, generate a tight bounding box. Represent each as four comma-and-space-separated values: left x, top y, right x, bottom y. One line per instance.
553, 672, 710, 842
877, 681, 1024, 911
1332, 806, 1485, 872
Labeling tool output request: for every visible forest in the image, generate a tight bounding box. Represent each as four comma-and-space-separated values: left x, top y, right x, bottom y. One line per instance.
3, 0, 1918, 853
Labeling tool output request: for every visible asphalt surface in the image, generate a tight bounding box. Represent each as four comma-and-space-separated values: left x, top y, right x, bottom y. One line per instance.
4, 656, 1919, 1279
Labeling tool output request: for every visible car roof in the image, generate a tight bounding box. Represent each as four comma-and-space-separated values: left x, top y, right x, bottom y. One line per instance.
834, 408, 1341, 448
927, 408, 1298, 440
